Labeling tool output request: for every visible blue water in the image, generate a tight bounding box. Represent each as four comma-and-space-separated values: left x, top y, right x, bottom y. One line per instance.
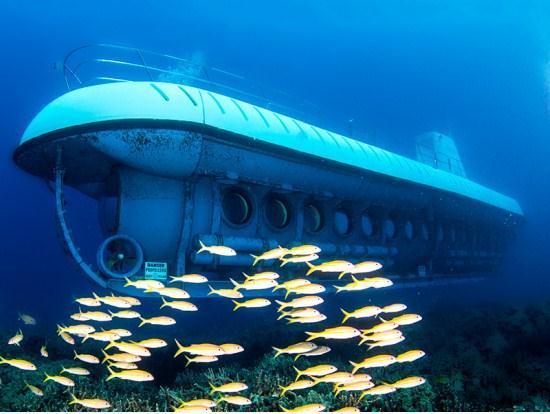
1, 1, 550, 411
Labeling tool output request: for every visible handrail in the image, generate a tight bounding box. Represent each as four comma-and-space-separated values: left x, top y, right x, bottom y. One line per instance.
62, 43, 318, 119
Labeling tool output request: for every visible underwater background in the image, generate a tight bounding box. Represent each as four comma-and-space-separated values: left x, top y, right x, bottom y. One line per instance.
1, 1, 550, 411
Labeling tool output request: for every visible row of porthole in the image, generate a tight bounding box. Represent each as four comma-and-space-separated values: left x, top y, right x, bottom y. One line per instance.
221, 187, 435, 240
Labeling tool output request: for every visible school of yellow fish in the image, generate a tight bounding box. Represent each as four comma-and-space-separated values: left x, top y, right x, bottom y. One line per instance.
1, 242, 425, 412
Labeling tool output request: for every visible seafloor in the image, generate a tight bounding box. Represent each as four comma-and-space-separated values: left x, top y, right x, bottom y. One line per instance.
0, 299, 549, 412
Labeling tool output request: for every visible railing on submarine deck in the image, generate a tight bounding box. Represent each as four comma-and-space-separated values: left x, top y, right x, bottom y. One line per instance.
61, 43, 319, 121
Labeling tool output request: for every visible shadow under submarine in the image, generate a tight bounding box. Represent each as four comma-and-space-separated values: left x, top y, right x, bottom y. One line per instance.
12, 50, 523, 297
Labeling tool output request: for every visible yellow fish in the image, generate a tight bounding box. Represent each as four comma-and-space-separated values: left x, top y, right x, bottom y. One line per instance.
0, 356, 36, 370
220, 343, 244, 354
93, 293, 132, 308
69, 393, 111, 409
106, 366, 154, 382
285, 244, 321, 256
334, 407, 360, 412
306, 260, 353, 276
207, 286, 243, 299
280, 253, 319, 267
305, 326, 361, 341
139, 316, 176, 327
105, 328, 132, 338
70, 311, 90, 322
75, 297, 101, 307
313, 372, 355, 385
285, 283, 325, 298
250, 246, 288, 265
348, 260, 383, 276
350, 354, 397, 374
275, 295, 324, 311
359, 384, 396, 399
83, 331, 121, 343
109, 361, 138, 370
101, 350, 142, 363
359, 329, 402, 345
341, 306, 381, 323
334, 380, 375, 396
18, 313, 37, 325
232, 298, 271, 311
61, 366, 90, 376
40, 344, 48, 358
382, 313, 423, 326
396, 349, 426, 363
170, 274, 208, 284
279, 379, 315, 396
173, 406, 211, 413
124, 277, 165, 290
243, 271, 279, 280
79, 311, 112, 322
57, 324, 95, 335
363, 276, 393, 288
133, 338, 167, 349
381, 303, 407, 313
44, 373, 75, 387
280, 403, 325, 412
174, 340, 225, 357
59, 332, 75, 345
25, 382, 43, 396
209, 382, 248, 394
184, 355, 218, 367
384, 376, 426, 389
287, 314, 327, 324
161, 297, 198, 312
217, 395, 251, 406
362, 321, 399, 335
294, 364, 337, 380
272, 278, 310, 292
179, 399, 216, 408
230, 278, 278, 291
365, 335, 405, 351
294, 345, 331, 361
278, 307, 321, 320
198, 240, 236, 256
105, 341, 151, 357
73, 351, 100, 364
272, 341, 317, 358
144, 287, 190, 299
8, 329, 23, 346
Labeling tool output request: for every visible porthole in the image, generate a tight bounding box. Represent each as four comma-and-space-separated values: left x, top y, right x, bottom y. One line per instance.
404, 220, 414, 240
265, 194, 291, 229
304, 202, 323, 233
361, 213, 374, 237
334, 209, 352, 235
382, 219, 396, 239
222, 187, 252, 225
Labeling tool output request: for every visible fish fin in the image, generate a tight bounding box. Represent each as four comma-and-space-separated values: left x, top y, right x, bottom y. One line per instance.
294, 353, 302, 361
379, 316, 387, 322
208, 382, 217, 394
73, 350, 79, 360
271, 346, 282, 358
358, 335, 368, 346
168, 276, 176, 284
338, 271, 346, 279
333, 285, 343, 294
138, 317, 147, 328
367, 343, 376, 351
184, 355, 192, 367
232, 300, 241, 311
174, 339, 184, 358
305, 332, 317, 341
43, 372, 51, 382
275, 300, 287, 312
0, 356, 5, 364
341, 308, 350, 323
81, 335, 89, 343
101, 350, 110, 363
349, 361, 360, 374
105, 365, 115, 381
123, 277, 132, 287
293, 366, 302, 380
305, 263, 316, 275
279, 258, 288, 267
68, 392, 79, 405
284, 290, 291, 299
198, 240, 207, 254
207, 285, 215, 296
160, 296, 168, 309
92, 292, 100, 300
277, 311, 288, 320
278, 385, 287, 397
242, 272, 250, 279
334, 388, 342, 397
250, 254, 259, 266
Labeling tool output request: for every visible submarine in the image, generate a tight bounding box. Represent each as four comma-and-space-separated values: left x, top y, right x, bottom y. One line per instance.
13, 45, 523, 296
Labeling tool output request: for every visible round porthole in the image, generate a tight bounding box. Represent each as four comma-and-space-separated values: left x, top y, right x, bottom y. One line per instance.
334, 209, 352, 235
404, 220, 414, 240
361, 213, 374, 237
265, 195, 291, 229
304, 202, 323, 233
222, 188, 252, 225
382, 218, 395, 239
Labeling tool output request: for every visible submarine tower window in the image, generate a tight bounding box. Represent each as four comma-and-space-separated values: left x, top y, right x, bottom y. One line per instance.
265, 195, 291, 229
304, 202, 323, 233
404, 220, 414, 240
361, 213, 374, 237
222, 188, 252, 225
382, 218, 396, 239
334, 209, 352, 235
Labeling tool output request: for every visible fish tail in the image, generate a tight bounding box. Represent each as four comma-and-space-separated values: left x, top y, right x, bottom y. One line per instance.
123, 277, 132, 287
276, 311, 288, 320
358, 335, 368, 346
284, 290, 291, 299
359, 391, 368, 401
168, 276, 176, 284
82, 334, 89, 343
197, 240, 207, 254
73, 350, 79, 360
174, 339, 185, 358
138, 317, 147, 327
333, 285, 343, 294
232, 300, 241, 311
56, 324, 64, 334
0, 356, 5, 364
92, 292, 100, 300
272, 346, 282, 358
286, 319, 296, 325
367, 343, 376, 351
279, 405, 290, 412
242, 272, 250, 279
341, 308, 350, 323
278, 385, 287, 397
208, 382, 217, 394
334, 387, 342, 397
279, 258, 288, 267
184, 355, 192, 367
101, 350, 110, 363
305, 263, 316, 275
379, 316, 387, 323
68, 392, 79, 405
349, 361, 360, 374
305, 332, 317, 341
275, 300, 287, 312
160, 296, 168, 309
250, 254, 259, 266
293, 366, 302, 381
105, 365, 116, 381
338, 271, 347, 279
229, 278, 240, 289
207, 285, 216, 296
294, 353, 302, 361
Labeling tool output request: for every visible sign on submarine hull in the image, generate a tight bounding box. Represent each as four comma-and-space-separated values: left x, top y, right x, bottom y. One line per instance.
13, 81, 523, 295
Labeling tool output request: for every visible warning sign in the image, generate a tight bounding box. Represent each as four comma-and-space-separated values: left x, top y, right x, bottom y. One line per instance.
144, 262, 168, 280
